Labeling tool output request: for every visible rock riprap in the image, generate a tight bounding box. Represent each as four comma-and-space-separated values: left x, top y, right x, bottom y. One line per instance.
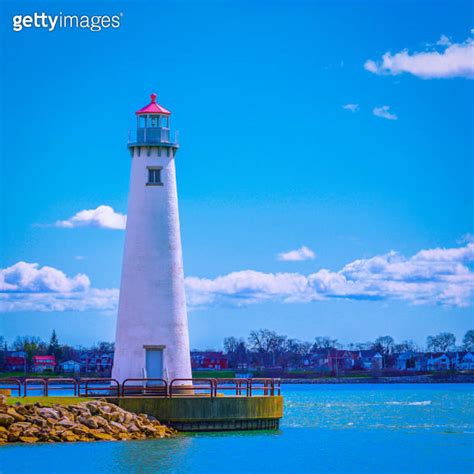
0, 396, 175, 444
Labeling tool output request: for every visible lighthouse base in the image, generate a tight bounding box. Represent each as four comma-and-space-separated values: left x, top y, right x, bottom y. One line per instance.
107, 396, 283, 432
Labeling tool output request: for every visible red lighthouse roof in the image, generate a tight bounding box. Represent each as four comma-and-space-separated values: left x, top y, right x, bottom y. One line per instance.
135, 93, 171, 115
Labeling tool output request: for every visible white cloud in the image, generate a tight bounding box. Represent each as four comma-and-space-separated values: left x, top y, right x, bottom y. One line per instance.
364, 36, 474, 79
278, 246, 316, 262
1, 243, 472, 313
412, 243, 474, 263
0, 262, 117, 313
459, 233, 474, 244
0, 262, 90, 293
342, 103, 359, 112
187, 243, 474, 309
373, 106, 398, 120
55, 205, 126, 230
436, 35, 451, 47
0, 289, 118, 313
185, 270, 314, 307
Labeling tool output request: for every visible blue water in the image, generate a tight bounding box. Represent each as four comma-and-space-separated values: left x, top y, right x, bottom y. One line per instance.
1, 384, 473, 474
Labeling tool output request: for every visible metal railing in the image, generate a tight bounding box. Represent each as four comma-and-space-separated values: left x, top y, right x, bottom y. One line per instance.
79, 378, 120, 398
248, 378, 281, 396
122, 378, 168, 397
214, 378, 249, 396
24, 378, 47, 397
46, 378, 78, 396
169, 378, 215, 397
0, 377, 281, 398
0, 378, 22, 396
131, 128, 178, 145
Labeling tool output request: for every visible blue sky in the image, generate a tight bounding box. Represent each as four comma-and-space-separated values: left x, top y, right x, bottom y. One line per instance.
1, 0, 473, 348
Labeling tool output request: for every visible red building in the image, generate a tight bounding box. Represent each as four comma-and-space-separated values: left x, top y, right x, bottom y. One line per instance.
4, 351, 26, 371
32, 355, 56, 373
191, 351, 229, 370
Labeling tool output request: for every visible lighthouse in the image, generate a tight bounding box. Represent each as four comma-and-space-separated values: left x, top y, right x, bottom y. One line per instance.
112, 93, 192, 384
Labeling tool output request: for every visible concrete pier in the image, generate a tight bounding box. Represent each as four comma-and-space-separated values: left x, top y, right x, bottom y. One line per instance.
108, 396, 284, 431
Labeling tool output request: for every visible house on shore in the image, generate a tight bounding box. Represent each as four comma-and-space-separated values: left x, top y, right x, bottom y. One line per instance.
32, 355, 56, 373
191, 351, 229, 370
4, 351, 27, 372
356, 350, 384, 370
80, 352, 113, 374
59, 360, 81, 373
458, 352, 474, 370
427, 353, 453, 371
396, 351, 427, 371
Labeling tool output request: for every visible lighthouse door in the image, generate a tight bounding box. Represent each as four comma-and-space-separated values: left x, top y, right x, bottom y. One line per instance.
145, 348, 164, 381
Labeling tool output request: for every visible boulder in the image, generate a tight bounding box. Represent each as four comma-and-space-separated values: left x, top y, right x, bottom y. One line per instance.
23, 426, 40, 437
77, 416, 98, 429
122, 412, 134, 425
10, 422, 32, 431
8, 428, 22, 442
90, 430, 116, 441
109, 421, 127, 433
57, 418, 76, 429
60, 430, 79, 442
37, 407, 60, 420
15, 405, 28, 415
19, 436, 38, 443
106, 411, 122, 422
7, 407, 26, 422
127, 423, 140, 433
2, 399, 175, 444
93, 416, 109, 429
0, 414, 15, 427
85, 402, 100, 415
72, 425, 90, 436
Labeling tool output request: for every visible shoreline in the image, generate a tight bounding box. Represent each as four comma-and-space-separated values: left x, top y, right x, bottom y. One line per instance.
280, 374, 474, 384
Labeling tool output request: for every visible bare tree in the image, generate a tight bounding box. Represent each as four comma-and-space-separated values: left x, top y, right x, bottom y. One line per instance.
284, 339, 312, 367
393, 340, 418, 353
224, 337, 248, 368
348, 342, 373, 351
462, 330, 474, 351
373, 336, 395, 355
248, 329, 286, 366
91, 342, 115, 353
426, 332, 456, 352
224, 337, 242, 354
312, 336, 339, 350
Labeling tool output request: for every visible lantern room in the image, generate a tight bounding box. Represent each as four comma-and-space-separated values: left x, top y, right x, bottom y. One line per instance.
134, 93, 173, 144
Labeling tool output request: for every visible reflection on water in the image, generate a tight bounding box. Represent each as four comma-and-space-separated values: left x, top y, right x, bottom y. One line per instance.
1, 384, 473, 474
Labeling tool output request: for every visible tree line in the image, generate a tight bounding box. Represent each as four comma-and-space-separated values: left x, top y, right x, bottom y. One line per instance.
1, 328, 473, 370
222, 329, 474, 368
0, 331, 114, 367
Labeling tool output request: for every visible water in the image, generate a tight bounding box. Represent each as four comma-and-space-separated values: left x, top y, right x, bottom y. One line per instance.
1, 384, 473, 474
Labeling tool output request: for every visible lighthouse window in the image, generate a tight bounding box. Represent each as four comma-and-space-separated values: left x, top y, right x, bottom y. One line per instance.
147, 167, 163, 185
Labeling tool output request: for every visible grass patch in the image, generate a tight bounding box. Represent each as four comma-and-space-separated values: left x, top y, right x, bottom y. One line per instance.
192, 370, 236, 379
0, 372, 64, 379
0, 372, 68, 379
6, 397, 90, 406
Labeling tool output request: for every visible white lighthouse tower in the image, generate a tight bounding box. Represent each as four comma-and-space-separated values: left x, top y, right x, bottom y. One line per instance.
112, 93, 192, 384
